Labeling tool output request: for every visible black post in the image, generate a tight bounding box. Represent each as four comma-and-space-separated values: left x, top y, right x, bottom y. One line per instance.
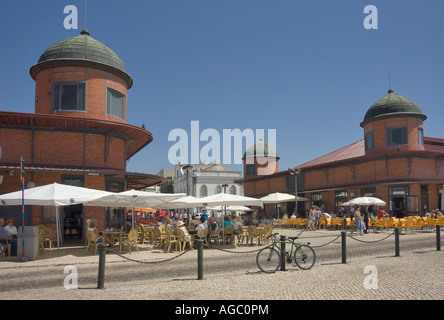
395, 228, 400, 257
97, 244, 107, 289
280, 235, 286, 271
436, 225, 441, 251
341, 231, 347, 264
197, 239, 204, 280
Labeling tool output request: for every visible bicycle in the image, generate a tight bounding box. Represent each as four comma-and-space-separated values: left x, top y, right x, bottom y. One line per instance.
256, 233, 316, 273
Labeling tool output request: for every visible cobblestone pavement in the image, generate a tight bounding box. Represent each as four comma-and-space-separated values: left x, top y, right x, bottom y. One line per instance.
1, 228, 443, 301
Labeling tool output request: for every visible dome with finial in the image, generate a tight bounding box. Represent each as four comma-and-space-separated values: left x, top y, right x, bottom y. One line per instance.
243, 139, 279, 159
361, 89, 426, 126
30, 29, 133, 88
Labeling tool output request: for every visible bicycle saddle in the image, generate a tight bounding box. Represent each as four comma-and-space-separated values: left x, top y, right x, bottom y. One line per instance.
287, 236, 298, 241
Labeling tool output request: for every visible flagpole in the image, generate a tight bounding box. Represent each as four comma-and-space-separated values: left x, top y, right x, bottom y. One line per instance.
19, 156, 27, 262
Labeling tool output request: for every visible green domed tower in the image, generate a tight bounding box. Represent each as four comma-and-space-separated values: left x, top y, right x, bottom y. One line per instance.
243, 139, 280, 177
361, 89, 427, 154
30, 30, 132, 121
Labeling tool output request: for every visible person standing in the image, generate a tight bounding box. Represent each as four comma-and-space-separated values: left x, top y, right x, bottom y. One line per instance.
352, 207, 365, 236
363, 206, 369, 234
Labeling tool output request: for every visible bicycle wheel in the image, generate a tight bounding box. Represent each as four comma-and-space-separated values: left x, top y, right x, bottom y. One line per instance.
256, 247, 281, 273
294, 245, 316, 270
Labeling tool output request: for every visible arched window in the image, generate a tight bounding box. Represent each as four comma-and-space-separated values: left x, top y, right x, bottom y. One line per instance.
200, 185, 207, 197
216, 185, 222, 194
230, 185, 236, 195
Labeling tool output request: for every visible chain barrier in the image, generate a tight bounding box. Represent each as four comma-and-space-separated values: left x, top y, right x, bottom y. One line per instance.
207, 244, 270, 254
348, 231, 394, 243
106, 247, 192, 264
310, 235, 341, 248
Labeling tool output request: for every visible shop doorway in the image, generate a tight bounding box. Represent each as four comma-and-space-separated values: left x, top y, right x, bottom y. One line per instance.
391, 196, 406, 218
63, 204, 84, 244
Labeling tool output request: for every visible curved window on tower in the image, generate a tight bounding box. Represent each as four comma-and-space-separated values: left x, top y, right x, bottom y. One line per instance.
52, 82, 86, 111
365, 131, 374, 151
107, 88, 126, 120
386, 126, 408, 146
418, 128, 424, 146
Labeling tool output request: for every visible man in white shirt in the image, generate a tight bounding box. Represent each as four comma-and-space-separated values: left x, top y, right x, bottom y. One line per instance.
195, 216, 206, 238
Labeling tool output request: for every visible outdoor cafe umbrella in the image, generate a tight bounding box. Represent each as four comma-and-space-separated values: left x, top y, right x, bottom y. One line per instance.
160, 195, 200, 209
188, 193, 263, 207
343, 196, 386, 206
260, 192, 308, 219
86, 189, 187, 228
188, 193, 263, 244
0, 182, 114, 251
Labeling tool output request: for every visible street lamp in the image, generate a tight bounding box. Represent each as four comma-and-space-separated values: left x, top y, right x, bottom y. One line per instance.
288, 168, 301, 217
182, 165, 193, 196
182, 164, 193, 218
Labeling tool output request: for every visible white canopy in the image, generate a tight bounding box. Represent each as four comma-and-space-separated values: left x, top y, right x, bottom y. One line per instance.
260, 192, 308, 203
207, 205, 253, 212
343, 196, 386, 206
0, 182, 115, 250
188, 193, 263, 207
86, 189, 187, 227
160, 195, 200, 209
0, 182, 113, 206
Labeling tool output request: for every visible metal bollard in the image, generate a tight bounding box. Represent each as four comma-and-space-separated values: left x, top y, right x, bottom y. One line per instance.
197, 240, 204, 280
341, 231, 347, 264
280, 235, 286, 271
97, 244, 107, 289
436, 225, 441, 251
395, 228, 400, 257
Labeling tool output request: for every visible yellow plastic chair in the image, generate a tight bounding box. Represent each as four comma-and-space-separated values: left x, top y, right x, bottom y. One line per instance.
86, 231, 103, 255
236, 225, 246, 245
42, 227, 54, 249
247, 225, 261, 246
262, 224, 274, 245
175, 228, 192, 251
120, 228, 139, 254
163, 228, 179, 253
153, 226, 166, 248
223, 225, 235, 244
193, 228, 209, 247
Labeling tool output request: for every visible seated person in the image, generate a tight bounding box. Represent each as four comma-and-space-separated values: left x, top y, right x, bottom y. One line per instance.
176, 221, 191, 243
4, 219, 17, 237
208, 217, 219, 237
193, 216, 207, 240
233, 216, 242, 234
0, 218, 17, 255
88, 219, 113, 246
166, 218, 175, 231
223, 216, 233, 229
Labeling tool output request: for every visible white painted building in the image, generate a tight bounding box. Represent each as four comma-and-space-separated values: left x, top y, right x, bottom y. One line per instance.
172, 160, 243, 198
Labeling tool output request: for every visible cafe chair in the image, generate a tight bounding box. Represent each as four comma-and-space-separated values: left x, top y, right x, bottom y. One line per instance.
164, 228, 179, 253
120, 228, 139, 254
236, 225, 246, 245
86, 231, 103, 255
247, 225, 261, 246
175, 228, 193, 252
223, 225, 235, 244
42, 227, 54, 249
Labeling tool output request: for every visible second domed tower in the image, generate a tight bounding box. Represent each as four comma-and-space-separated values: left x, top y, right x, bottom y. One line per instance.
360, 89, 427, 155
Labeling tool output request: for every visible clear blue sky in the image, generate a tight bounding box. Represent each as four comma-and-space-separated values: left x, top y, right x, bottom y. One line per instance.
1, 0, 443, 176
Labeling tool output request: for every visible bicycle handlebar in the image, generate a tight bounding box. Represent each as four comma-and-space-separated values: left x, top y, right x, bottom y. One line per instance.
267, 233, 299, 241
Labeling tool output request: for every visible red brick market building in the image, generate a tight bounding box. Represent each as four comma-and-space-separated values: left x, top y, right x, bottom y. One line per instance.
239, 89, 444, 218
0, 29, 165, 243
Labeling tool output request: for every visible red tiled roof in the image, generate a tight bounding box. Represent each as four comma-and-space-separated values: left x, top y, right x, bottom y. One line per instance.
424, 136, 444, 152
295, 136, 444, 170
297, 140, 365, 170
